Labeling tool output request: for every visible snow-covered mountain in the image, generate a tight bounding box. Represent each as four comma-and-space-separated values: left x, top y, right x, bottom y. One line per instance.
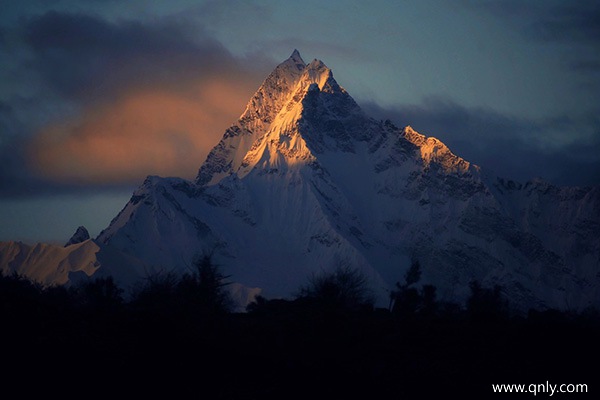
2, 50, 599, 311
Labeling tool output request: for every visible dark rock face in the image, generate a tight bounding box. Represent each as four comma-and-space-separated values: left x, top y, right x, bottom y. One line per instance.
65, 226, 90, 247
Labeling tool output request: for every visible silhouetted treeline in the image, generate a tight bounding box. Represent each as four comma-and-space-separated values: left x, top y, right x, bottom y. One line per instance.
1, 261, 599, 398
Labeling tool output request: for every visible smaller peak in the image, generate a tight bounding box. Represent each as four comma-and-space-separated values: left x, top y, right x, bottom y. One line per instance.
402, 125, 426, 140
65, 226, 90, 247
401, 125, 426, 145
403, 126, 428, 140
142, 175, 162, 186
497, 177, 523, 191
307, 58, 328, 70
283, 49, 305, 68
527, 177, 551, 188
302, 58, 335, 90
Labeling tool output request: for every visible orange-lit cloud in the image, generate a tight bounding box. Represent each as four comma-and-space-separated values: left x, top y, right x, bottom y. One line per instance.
30, 78, 256, 184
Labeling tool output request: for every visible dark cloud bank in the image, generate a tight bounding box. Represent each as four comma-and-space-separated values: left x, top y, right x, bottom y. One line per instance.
21, 10, 254, 101
472, 0, 600, 72
362, 98, 600, 187
0, 10, 271, 197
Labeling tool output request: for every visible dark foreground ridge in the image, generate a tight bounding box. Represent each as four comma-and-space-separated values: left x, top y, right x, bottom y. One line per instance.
2, 267, 598, 398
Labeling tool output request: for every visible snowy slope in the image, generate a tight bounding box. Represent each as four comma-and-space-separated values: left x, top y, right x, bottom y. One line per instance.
0, 240, 100, 286
0, 238, 152, 289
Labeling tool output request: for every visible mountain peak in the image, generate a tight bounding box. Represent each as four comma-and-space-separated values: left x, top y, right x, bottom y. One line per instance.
308, 58, 326, 68
196, 51, 309, 186
65, 226, 90, 247
237, 50, 307, 126
290, 49, 304, 64
277, 49, 306, 74
302, 58, 338, 92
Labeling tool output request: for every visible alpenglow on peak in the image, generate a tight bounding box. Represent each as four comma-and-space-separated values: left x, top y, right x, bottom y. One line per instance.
289, 49, 304, 64
195, 49, 353, 186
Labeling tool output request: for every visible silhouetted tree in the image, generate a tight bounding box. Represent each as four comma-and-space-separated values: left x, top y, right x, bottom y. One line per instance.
404, 260, 422, 287
246, 295, 268, 314
246, 295, 298, 316
297, 264, 374, 311
178, 253, 233, 314
0, 271, 42, 316
73, 276, 124, 311
129, 270, 180, 316
129, 253, 233, 318
420, 284, 438, 317
390, 260, 422, 316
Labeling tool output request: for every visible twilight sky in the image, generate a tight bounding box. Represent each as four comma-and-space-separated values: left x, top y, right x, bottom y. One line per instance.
1, 0, 599, 243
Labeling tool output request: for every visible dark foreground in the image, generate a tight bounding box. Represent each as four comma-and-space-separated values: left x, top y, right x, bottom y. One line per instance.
2, 274, 598, 398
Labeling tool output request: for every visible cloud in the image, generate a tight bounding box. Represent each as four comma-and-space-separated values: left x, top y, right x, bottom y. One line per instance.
21, 10, 261, 100
468, 0, 600, 45
0, 101, 22, 139
361, 97, 600, 186
0, 10, 272, 189
465, 0, 600, 80
30, 79, 255, 183
523, 2, 600, 45
568, 59, 600, 73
